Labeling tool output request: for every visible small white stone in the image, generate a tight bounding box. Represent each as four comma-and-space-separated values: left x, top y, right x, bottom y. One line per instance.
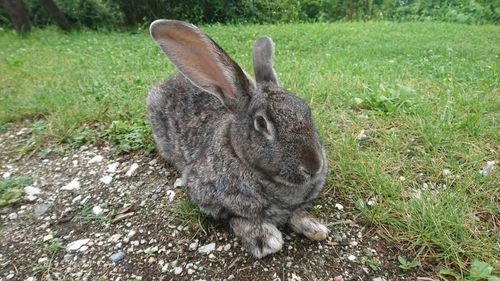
223, 244, 231, 251
347, 255, 356, 261
92, 206, 103, 216
173, 267, 183, 275
43, 234, 54, 242
88, 155, 104, 164
107, 162, 120, 173
8, 213, 18, 220
442, 169, 452, 176
479, 160, 496, 176
162, 264, 170, 273
166, 190, 176, 202
72, 195, 82, 203
80, 195, 91, 205
108, 234, 122, 243
125, 163, 139, 177
2, 171, 11, 178
198, 242, 216, 255
356, 129, 369, 141
66, 239, 90, 251
367, 199, 376, 206
372, 277, 385, 281
100, 175, 113, 185
61, 178, 80, 191
187, 269, 195, 275
174, 178, 185, 188
188, 241, 199, 251
24, 186, 41, 196
335, 203, 344, 210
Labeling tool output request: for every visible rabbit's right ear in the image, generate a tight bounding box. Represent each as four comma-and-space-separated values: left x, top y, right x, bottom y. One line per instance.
252, 36, 278, 85
150, 20, 253, 111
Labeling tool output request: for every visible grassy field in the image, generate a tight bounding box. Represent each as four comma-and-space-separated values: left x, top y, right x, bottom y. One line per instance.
1, 22, 499, 277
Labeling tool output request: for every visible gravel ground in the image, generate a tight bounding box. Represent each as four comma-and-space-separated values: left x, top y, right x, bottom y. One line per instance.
0, 126, 435, 280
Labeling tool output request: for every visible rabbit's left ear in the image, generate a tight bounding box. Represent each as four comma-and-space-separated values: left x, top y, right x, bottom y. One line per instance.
150, 20, 253, 111
252, 36, 278, 85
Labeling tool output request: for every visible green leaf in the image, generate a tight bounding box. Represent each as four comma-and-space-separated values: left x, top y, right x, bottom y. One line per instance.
470, 260, 493, 280
439, 267, 461, 280
398, 256, 407, 265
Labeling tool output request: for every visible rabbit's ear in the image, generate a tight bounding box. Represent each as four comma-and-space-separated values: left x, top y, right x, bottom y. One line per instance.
150, 20, 253, 110
252, 36, 278, 85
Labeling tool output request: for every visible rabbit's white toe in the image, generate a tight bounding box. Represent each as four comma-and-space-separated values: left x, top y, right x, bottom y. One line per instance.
250, 223, 283, 258
289, 212, 329, 241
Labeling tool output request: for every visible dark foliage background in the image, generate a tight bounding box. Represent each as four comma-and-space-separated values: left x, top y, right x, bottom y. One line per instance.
1, 0, 499, 29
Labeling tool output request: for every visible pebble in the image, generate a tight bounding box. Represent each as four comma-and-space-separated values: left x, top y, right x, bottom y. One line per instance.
166, 190, 176, 202
198, 242, 216, 254
92, 206, 104, 216
187, 269, 195, 275
223, 243, 231, 251
356, 129, 369, 141
127, 230, 137, 238
108, 234, 122, 243
43, 234, 54, 242
479, 160, 496, 176
347, 255, 357, 261
100, 175, 113, 185
335, 203, 344, 210
173, 267, 183, 275
174, 178, 185, 188
125, 163, 139, 177
88, 155, 104, 164
8, 213, 17, 220
72, 195, 82, 203
34, 203, 51, 218
189, 241, 199, 251
107, 162, 120, 173
2, 171, 11, 178
61, 178, 80, 191
110, 252, 126, 263
334, 276, 344, 281
24, 186, 41, 196
373, 278, 385, 281
67, 239, 91, 251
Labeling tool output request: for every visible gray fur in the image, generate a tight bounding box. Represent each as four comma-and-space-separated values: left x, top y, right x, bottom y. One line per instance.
147, 20, 328, 258
253, 36, 278, 85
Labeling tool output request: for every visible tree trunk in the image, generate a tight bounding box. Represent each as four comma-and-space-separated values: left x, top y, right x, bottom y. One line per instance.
1, 0, 31, 35
38, 0, 70, 31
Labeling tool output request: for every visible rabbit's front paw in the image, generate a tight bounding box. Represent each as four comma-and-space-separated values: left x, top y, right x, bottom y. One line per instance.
231, 219, 283, 258
289, 211, 329, 241
247, 223, 283, 258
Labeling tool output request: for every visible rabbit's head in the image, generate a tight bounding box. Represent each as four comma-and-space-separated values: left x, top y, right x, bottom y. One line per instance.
150, 20, 325, 186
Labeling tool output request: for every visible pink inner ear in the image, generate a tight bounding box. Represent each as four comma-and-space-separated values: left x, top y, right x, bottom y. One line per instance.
153, 23, 237, 99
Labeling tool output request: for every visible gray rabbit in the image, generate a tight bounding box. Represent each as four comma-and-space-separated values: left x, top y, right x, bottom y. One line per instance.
147, 20, 329, 258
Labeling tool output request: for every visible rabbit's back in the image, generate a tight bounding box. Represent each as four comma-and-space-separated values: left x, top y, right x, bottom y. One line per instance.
147, 73, 229, 171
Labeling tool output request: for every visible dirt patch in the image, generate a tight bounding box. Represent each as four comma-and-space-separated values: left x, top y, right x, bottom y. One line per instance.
0, 126, 435, 280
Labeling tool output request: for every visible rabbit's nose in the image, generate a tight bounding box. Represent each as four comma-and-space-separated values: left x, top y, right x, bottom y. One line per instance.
300, 152, 323, 177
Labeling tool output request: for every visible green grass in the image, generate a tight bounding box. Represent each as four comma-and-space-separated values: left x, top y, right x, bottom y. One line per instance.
1, 22, 499, 276
0, 177, 32, 207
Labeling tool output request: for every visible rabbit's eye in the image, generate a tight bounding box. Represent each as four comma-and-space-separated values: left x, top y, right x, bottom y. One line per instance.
254, 115, 271, 137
